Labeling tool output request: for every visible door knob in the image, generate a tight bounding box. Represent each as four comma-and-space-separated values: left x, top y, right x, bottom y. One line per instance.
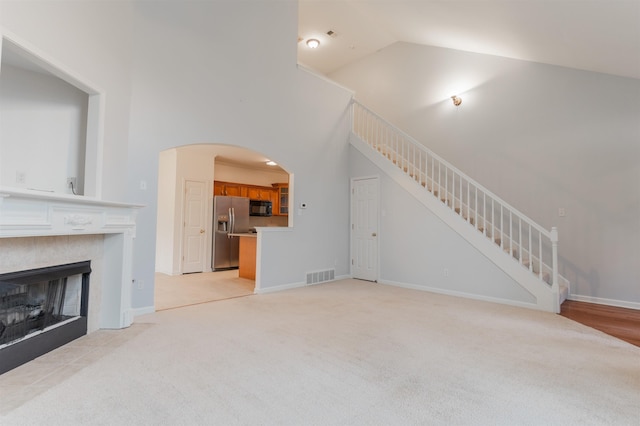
200, 229, 205, 234
372, 232, 377, 237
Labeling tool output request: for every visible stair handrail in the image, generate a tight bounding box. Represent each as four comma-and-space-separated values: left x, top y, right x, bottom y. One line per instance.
351, 99, 559, 294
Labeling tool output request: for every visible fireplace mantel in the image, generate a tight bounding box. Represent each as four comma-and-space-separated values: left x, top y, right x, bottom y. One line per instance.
0, 187, 143, 330
0, 187, 142, 238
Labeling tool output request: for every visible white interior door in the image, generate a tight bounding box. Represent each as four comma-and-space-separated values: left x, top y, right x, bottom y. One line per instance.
182, 180, 207, 274
351, 177, 379, 281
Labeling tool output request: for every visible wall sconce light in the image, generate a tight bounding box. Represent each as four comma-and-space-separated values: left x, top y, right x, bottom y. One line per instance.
306, 39, 320, 49
451, 96, 462, 106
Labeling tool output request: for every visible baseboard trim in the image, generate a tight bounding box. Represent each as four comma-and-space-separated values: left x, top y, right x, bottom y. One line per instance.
568, 294, 640, 311
131, 306, 155, 317
155, 270, 181, 276
379, 279, 540, 311
255, 281, 306, 294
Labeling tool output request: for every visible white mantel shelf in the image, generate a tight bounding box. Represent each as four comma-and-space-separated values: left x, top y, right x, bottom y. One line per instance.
0, 187, 144, 329
0, 187, 143, 238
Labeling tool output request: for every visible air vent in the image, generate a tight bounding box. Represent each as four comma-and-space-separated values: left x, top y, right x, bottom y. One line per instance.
326, 30, 338, 38
306, 269, 335, 285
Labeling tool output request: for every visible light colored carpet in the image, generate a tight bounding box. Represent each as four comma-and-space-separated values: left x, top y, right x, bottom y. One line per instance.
1, 279, 639, 425
154, 270, 255, 310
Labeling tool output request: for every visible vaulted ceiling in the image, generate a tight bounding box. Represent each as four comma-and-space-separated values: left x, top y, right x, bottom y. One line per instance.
298, 0, 640, 80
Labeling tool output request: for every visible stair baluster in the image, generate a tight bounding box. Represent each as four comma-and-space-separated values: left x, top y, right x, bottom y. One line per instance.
351, 100, 567, 310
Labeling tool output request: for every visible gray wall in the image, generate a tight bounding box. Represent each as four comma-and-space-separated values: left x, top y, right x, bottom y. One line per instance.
349, 145, 536, 306
126, 1, 353, 308
6, 2, 636, 311
0, 0, 134, 200
333, 42, 640, 306
2, 1, 354, 312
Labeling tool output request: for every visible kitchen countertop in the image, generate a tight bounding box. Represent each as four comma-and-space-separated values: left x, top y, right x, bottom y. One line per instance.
229, 233, 257, 238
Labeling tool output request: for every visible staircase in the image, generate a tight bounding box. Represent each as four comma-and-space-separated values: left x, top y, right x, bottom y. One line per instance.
350, 100, 569, 313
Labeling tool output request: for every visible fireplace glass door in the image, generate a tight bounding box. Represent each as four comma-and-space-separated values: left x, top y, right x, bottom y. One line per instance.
0, 263, 87, 348
0, 276, 83, 346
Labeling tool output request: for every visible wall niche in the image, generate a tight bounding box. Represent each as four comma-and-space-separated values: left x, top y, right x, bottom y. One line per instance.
0, 35, 103, 197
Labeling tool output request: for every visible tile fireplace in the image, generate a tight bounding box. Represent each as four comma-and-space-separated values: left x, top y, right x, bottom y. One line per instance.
0, 187, 141, 373
0, 261, 91, 374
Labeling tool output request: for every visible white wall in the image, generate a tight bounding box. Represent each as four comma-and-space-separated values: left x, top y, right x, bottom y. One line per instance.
0, 0, 134, 201
156, 145, 217, 275
332, 42, 640, 306
0, 64, 87, 193
175, 145, 216, 274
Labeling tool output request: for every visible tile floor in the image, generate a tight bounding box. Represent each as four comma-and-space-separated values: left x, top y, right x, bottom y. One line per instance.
154, 270, 255, 310
0, 323, 153, 414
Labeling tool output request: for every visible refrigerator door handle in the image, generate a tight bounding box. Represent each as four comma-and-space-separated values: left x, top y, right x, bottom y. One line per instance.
228, 207, 233, 237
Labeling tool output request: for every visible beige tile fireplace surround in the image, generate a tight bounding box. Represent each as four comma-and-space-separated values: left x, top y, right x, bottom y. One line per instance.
0, 235, 104, 333
0, 188, 141, 333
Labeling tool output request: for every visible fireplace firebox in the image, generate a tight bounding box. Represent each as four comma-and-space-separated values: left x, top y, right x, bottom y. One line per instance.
0, 261, 91, 374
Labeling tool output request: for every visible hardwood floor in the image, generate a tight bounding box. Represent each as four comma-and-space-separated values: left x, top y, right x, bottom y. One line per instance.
560, 300, 640, 347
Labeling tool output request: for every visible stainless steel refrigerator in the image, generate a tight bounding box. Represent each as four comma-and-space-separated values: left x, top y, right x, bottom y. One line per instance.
212, 196, 250, 270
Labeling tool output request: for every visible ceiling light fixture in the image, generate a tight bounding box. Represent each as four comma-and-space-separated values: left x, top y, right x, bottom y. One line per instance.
306, 39, 320, 49
451, 95, 462, 106
266, 161, 277, 166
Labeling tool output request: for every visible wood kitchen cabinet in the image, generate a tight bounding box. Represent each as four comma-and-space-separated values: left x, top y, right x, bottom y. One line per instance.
246, 186, 271, 201
237, 235, 257, 280
213, 181, 224, 195
214, 181, 278, 205
245, 186, 259, 199
214, 181, 244, 197
272, 183, 289, 216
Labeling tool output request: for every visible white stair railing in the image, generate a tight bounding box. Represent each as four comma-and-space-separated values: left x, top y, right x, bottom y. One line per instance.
351, 100, 562, 294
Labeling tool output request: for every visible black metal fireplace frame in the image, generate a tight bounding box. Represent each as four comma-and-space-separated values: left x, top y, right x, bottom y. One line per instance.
0, 261, 91, 375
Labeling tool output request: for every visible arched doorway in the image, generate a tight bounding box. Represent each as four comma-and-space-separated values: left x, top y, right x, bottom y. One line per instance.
153, 144, 290, 310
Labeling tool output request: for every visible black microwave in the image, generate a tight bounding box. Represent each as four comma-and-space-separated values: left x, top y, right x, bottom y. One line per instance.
249, 199, 272, 217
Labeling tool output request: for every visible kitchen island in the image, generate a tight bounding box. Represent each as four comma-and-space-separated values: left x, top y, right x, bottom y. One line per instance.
230, 233, 257, 280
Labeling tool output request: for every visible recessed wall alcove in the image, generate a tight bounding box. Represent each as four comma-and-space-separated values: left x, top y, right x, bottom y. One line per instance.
0, 32, 104, 197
